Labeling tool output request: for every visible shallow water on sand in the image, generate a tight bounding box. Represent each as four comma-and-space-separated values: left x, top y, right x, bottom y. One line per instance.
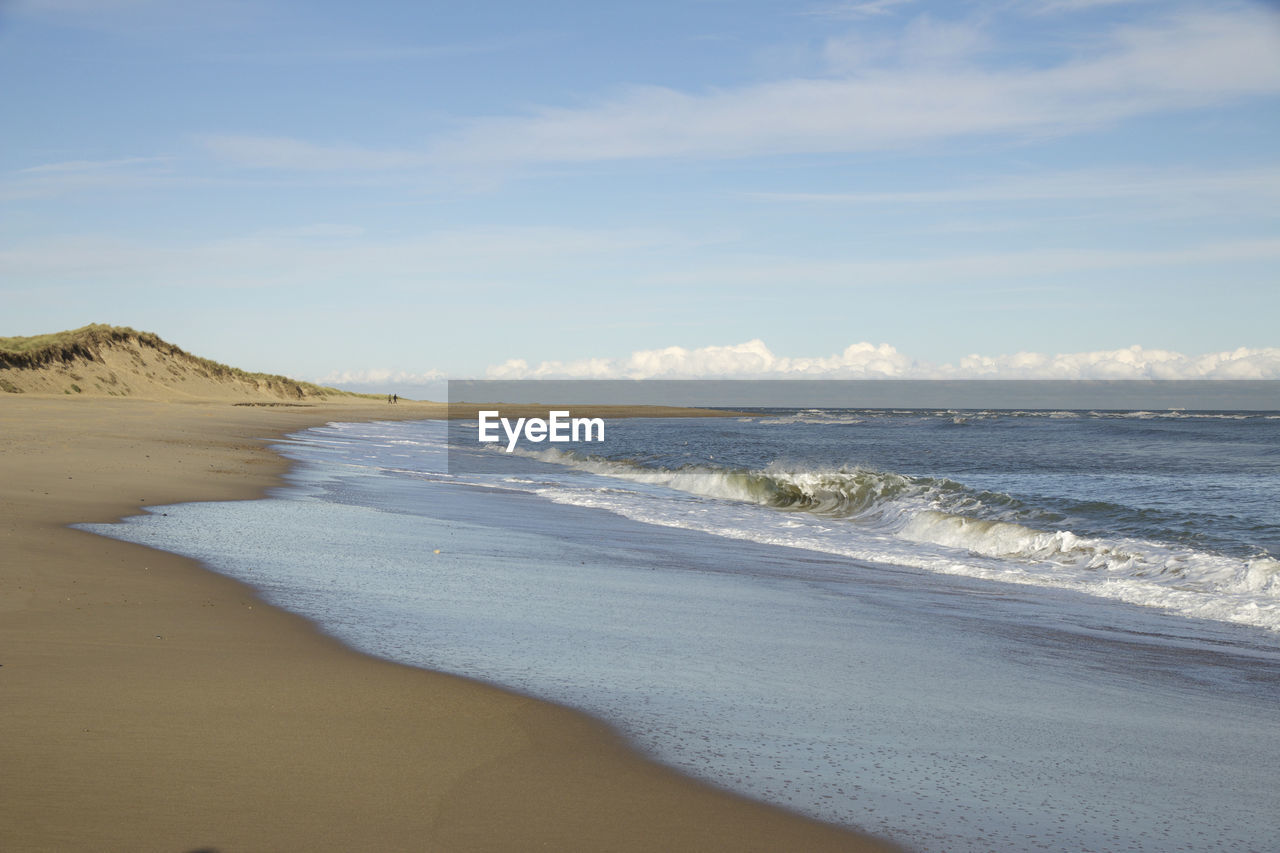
84, 416, 1280, 852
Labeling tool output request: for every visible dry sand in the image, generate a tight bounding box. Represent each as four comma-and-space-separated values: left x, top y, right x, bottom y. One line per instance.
0, 395, 898, 852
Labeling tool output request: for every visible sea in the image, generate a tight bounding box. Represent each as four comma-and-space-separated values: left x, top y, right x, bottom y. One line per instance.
83, 408, 1280, 852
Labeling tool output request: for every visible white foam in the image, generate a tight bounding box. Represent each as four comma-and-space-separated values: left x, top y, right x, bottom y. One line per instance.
501, 451, 1280, 632
303, 421, 1280, 631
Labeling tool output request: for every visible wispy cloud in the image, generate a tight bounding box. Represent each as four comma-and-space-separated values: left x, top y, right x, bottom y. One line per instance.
1, 156, 177, 201
1030, 0, 1158, 14
0, 225, 690, 287
204, 31, 565, 65
487, 340, 1280, 379
746, 166, 1280, 206
202, 135, 429, 171
183, 8, 1280, 176
806, 0, 916, 19
253, 224, 367, 239
430, 7, 1279, 167
642, 237, 1280, 290
18, 156, 171, 174
3, 228, 1275, 297
8, 0, 261, 34
11, 0, 162, 13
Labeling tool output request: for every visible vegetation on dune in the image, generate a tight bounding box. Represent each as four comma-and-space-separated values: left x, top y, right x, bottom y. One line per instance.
0, 324, 382, 399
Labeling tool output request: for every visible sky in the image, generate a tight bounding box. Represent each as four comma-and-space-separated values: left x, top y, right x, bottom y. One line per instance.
2, 0, 1279, 392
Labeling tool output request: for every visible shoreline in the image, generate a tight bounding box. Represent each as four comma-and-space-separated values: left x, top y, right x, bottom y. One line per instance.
0, 396, 897, 852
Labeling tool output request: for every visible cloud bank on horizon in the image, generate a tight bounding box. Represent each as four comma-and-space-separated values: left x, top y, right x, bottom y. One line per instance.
486, 342, 1280, 381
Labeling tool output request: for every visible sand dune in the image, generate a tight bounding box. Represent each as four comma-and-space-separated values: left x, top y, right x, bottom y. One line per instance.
1, 325, 743, 419
0, 324, 374, 401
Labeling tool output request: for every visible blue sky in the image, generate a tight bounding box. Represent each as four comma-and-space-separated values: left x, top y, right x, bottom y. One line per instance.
3, 0, 1279, 389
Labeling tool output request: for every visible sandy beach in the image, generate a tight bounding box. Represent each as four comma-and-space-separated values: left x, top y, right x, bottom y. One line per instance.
0, 395, 896, 852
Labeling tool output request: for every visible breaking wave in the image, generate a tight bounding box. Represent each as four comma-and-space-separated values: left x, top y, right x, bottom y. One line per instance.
511, 446, 1280, 631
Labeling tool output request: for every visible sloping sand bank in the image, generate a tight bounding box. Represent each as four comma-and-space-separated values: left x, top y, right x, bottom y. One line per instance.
0, 396, 897, 852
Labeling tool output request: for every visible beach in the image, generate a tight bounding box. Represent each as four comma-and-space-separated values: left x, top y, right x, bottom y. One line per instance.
0, 396, 896, 852
7, 0, 1277, 846
69, 405, 1280, 851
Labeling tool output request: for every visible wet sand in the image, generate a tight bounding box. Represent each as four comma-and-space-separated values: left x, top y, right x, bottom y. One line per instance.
0, 396, 897, 852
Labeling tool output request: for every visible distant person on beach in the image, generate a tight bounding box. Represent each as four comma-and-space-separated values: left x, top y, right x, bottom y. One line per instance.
393, 394, 398, 404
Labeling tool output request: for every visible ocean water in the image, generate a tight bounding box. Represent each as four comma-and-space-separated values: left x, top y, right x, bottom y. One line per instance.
84, 410, 1280, 852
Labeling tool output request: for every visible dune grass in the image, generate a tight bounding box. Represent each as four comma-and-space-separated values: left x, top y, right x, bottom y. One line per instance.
0, 324, 384, 400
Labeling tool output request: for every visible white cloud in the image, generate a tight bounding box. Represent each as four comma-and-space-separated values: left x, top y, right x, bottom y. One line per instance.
487, 341, 1280, 379
433, 7, 1280, 166
952, 346, 1280, 379
488, 339, 912, 379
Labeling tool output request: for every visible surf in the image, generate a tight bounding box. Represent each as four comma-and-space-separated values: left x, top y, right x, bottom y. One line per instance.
505, 445, 1280, 631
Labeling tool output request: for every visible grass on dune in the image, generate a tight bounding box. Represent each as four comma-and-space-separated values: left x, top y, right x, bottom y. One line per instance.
0, 324, 386, 400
